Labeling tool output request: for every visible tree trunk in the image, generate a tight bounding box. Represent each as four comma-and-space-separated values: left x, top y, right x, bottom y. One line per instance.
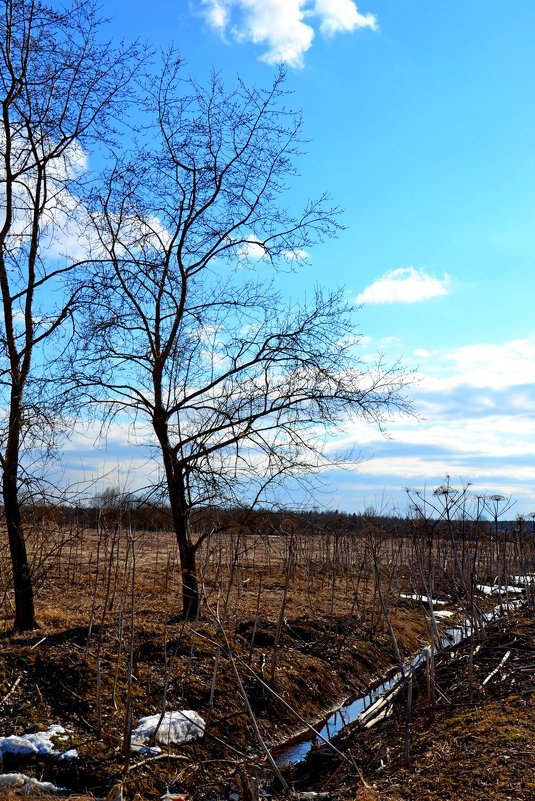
169, 481, 200, 619
180, 538, 200, 620
2, 397, 36, 631
155, 414, 200, 619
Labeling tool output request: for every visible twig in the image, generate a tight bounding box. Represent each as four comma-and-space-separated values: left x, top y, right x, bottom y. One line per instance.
239, 660, 353, 764
0, 675, 21, 705
434, 684, 453, 706
127, 752, 189, 772
193, 627, 353, 766
206, 606, 289, 790
482, 650, 511, 686
403, 674, 413, 765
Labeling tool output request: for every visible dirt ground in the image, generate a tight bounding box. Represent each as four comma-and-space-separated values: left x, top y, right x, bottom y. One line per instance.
0, 525, 532, 800
292, 607, 535, 801
0, 526, 432, 799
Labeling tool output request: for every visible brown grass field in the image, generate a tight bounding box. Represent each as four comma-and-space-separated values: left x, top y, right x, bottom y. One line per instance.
0, 514, 533, 800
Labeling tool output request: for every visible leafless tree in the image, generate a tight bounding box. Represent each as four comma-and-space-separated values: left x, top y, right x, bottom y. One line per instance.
0, 0, 141, 630
77, 58, 412, 618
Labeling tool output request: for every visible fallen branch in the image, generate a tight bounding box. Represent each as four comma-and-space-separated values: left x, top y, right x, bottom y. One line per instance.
128, 753, 189, 772
482, 650, 511, 686
0, 675, 21, 706
359, 680, 404, 729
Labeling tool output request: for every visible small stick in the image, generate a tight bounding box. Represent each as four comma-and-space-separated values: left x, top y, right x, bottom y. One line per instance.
403, 674, 413, 765
0, 675, 21, 705
482, 650, 511, 686
127, 753, 188, 772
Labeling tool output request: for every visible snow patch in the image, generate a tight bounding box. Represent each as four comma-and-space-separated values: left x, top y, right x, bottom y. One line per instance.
161, 791, 189, 801
400, 593, 447, 606
0, 772, 60, 793
0, 724, 75, 759
131, 711, 205, 753
58, 748, 79, 761
476, 584, 525, 596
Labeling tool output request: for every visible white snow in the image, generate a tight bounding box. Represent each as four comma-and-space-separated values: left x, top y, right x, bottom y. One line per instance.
134, 743, 162, 756
0, 724, 75, 759
161, 791, 189, 801
131, 711, 205, 753
400, 593, 447, 606
476, 584, 525, 596
434, 610, 455, 618
0, 772, 59, 793
58, 748, 79, 761
0, 735, 36, 758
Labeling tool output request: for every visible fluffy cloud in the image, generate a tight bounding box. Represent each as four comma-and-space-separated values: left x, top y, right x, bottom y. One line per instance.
62, 332, 535, 514
356, 267, 450, 304
415, 337, 535, 392
314, 0, 377, 35
237, 237, 268, 260
200, 0, 377, 68
321, 334, 535, 514
443, 340, 535, 388
283, 248, 309, 262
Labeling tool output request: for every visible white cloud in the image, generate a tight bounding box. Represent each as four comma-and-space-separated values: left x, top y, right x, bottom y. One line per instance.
320, 332, 535, 514
61, 330, 535, 514
203, 0, 229, 29
0, 131, 91, 256
283, 248, 309, 262
356, 268, 450, 304
330, 396, 535, 495
417, 337, 535, 391
443, 339, 535, 388
237, 236, 268, 260
313, 0, 377, 35
200, 0, 377, 68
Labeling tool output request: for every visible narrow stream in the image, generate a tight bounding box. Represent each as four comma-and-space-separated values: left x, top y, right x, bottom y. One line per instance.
274, 596, 525, 768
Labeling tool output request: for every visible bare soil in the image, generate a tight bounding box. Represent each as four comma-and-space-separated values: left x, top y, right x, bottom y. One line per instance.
0, 524, 532, 800
291, 607, 535, 801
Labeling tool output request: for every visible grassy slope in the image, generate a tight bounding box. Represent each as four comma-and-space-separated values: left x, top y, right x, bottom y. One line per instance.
301, 608, 535, 801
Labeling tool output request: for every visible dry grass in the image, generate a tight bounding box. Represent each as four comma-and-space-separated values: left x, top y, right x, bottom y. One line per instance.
0, 520, 532, 800
304, 609, 535, 801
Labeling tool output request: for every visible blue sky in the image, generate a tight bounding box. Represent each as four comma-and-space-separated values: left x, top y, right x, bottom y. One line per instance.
65, 0, 535, 515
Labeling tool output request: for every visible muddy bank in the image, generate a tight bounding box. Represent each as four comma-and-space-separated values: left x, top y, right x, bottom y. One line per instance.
0, 604, 429, 799
273, 599, 524, 769
285, 606, 535, 801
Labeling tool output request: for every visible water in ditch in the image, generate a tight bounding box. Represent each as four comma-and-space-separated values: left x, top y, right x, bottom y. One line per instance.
274, 596, 525, 768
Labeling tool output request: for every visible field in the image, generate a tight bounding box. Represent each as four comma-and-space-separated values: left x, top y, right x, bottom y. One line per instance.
0, 510, 533, 800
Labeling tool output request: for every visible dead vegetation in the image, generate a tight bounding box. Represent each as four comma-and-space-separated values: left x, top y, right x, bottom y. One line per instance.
296, 609, 535, 801
0, 509, 532, 799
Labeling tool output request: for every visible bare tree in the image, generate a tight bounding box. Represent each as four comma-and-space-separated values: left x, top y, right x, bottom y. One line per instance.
77, 59, 411, 619
0, 0, 141, 630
